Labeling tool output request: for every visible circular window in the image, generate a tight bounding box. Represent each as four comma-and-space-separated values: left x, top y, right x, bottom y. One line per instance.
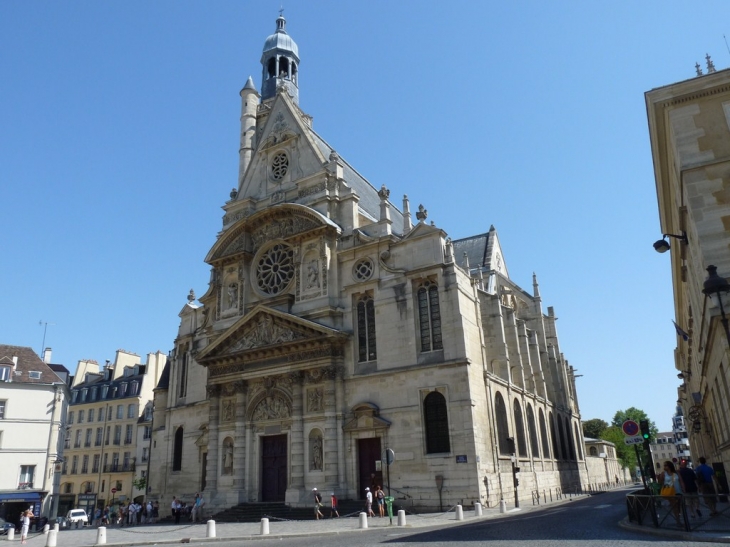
256, 243, 295, 295
270, 152, 289, 181
353, 257, 374, 282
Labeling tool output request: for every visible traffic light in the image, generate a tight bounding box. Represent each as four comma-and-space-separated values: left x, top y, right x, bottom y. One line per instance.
640, 419, 650, 440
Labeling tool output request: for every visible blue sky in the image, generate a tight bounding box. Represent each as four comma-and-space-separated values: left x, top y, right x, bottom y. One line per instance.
2, 1, 727, 431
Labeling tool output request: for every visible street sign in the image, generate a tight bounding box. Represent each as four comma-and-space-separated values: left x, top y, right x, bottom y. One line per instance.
622, 420, 640, 437
624, 435, 644, 445
111, 488, 117, 493
383, 448, 395, 465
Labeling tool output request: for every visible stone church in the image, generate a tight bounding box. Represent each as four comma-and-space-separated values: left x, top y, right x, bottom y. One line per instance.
148, 15, 589, 512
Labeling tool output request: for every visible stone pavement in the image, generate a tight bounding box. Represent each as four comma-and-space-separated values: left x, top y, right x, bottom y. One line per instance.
10, 488, 730, 547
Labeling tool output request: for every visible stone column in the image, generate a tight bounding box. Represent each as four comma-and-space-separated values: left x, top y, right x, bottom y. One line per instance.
244, 423, 253, 502
334, 365, 346, 490
233, 381, 248, 503
289, 372, 305, 494
205, 385, 221, 496
323, 366, 339, 492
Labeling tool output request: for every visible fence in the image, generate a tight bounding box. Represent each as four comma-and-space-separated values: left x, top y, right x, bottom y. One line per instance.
625, 490, 730, 532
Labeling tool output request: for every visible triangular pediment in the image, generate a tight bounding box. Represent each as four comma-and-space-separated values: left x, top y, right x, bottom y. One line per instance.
196, 305, 346, 365
401, 220, 446, 241
238, 92, 328, 201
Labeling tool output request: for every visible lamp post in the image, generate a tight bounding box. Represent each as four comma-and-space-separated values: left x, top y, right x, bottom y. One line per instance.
702, 265, 730, 347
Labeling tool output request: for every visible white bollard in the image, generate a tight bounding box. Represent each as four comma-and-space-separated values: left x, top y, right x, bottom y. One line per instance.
96, 526, 107, 545
206, 520, 216, 538
53, 523, 59, 532
7, 528, 14, 541
397, 509, 406, 526
455, 505, 464, 521
499, 499, 507, 513
45, 530, 57, 547
474, 502, 482, 517
259, 518, 269, 535
358, 512, 368, 529
43, 524, 49, 535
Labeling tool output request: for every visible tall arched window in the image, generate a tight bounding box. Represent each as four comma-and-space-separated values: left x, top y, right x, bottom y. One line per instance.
526, 404, 540, 458
417, 282, 443, 352
565, 417, 576, 460
513, 399, 528, 457
557, 417, 567, 460
539, 409, 550, 459
589, 446, 598, 456
573, 423, 583, 460
495, 393, 511, 455
549, 411, 560, 459
173, 426, 184, 471
424, 392, 450, 453
357, 295, 377, 362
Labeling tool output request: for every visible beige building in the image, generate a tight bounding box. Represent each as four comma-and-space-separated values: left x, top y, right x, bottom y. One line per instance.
583, 438, 629, 484
149, 15, 595, 512
0, 345, 68, 522
59, 350, 165, 516
647, 60, 730, 498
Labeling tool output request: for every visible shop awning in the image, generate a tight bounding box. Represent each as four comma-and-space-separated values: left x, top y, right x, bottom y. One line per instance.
0, 492, 43, 502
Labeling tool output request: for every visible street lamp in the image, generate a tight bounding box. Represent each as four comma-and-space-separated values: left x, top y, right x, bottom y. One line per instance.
702, 265, 730, 347
653, 232, 687, 253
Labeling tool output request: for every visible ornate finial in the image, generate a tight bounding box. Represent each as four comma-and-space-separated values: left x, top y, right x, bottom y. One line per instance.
416, 204, 428, 223
329, 150, 339, 162
378, 185, 390, 200
463, 252, 470, 271
230, 188, 238, 200
706, 53, 716, 73
444, 237, 453, 263
695, 62, 703, 76
187, 289, 196, 302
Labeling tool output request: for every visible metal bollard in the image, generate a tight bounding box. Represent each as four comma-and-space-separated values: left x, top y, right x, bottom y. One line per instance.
7, 528, 14, 541
45, 530, 57, 547
474, 502, 482, 517
358, 512, 368, 529
499, 499, 507, 513
259, 518, 269, 535
397, 509, 406, 526
455, 505, 464, 520
206, 520, 216, 538
43, 524, 49, 535
96, 526, 107, 545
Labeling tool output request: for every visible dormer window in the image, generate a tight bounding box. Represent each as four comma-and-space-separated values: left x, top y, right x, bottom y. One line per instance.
29, 371, 41, 380
130, 382, 139, 396
101, 386, 109, 399
91, 387, 97, 401
81, 389, 88, 402
0, 366, 10, 382
120, 383, 128, 397
72, 391, 79, 403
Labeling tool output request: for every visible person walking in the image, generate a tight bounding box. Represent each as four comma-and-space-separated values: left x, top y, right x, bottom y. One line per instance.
376, 485, 386, 517
329, 492, 340, 518
20, 510, 32, 544
192, 493, 205, 523
695, 457, 719, 516
678, 460, 701, 517
171, 496, 182, 524
365, 487, 375, 517
659, 461, 685, 525
312, 488, 324, 519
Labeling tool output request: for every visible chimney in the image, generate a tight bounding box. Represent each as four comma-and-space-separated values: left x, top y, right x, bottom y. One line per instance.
43, 347, 52, 364
12, 356, 18, 370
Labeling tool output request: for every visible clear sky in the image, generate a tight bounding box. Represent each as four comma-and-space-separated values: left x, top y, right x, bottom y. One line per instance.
2, 1, 727, 431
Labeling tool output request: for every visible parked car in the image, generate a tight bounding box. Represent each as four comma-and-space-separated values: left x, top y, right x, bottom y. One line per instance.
0, 517, 15, 535
65, 509, 88, 528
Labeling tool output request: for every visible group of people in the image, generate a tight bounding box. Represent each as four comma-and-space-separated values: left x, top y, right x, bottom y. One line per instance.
311, 488, 338, 519
658, 457, 721, 525
364, 485, 387, 518
170, 493, 206, 524
93, 500, 159, 527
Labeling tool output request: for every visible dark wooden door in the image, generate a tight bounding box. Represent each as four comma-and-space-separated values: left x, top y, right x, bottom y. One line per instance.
261, 434, 288, 501
358, 437, 383, 499
201, 452, 207, 492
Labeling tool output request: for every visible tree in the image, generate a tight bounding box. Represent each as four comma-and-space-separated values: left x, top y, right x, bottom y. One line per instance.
582, 418, 608, 439
600, 426, 637, 471
132, 475, 147, 491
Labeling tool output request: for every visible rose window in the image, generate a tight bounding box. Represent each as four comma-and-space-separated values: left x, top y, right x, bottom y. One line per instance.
256, 243, 294, 294
270, 152, 289, 181
353, 258, 374, 281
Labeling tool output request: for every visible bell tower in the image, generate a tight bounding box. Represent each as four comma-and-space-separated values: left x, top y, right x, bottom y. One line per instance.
260, 13, 300, 104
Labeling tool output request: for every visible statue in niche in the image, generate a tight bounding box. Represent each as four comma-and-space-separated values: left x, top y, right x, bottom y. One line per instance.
222, 439, 234, 475
311, 436, 323, 471
307, 388, 323, 412
227, 283, 238, 309
305, 260, 319, 290
222, 399, 235, 422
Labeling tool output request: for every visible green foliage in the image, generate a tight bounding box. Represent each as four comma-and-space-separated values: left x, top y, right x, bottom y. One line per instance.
611, 407, 658, 440
582, 418, 608, 439
132, 476, 147, 491
600, 426, 637, 471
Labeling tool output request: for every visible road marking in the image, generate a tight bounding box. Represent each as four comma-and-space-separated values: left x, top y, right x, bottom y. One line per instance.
594, 504, 611, 509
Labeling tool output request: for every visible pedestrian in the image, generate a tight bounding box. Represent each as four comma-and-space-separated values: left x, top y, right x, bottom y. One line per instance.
192, 493, 205, 523
146, 501, 153, 524
127, 502, 136, 526
695, 456, 719, 516
171, 496, 181, 524
376, 485, 385, 517
658, 461, 684, 526
118, 504, 125, 527
330, 492, 339, 518
678, 460, 701, 517
20, 510, 32, 544
102, 506, 109, 526
153, 501, 160, 523
312, 488, 324, 519
365, 487, 375, 517
615, 475, 619, 486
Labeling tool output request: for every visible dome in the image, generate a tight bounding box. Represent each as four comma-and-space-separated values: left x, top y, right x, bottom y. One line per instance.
262, 15, 299, 59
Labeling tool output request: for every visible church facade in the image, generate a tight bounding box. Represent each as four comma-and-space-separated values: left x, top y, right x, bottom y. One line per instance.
148, 15, 589, 511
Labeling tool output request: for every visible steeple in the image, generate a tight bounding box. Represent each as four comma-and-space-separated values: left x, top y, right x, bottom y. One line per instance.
260, 13, 300, 104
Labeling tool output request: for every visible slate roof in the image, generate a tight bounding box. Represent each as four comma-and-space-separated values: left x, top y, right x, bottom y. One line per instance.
452, 232, 492, 269
0, 344, 65, 385
154, 359, 171, 391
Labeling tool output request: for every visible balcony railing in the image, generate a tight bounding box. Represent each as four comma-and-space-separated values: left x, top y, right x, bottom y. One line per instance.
17, 482, 33, 490
103, 463, 135, 473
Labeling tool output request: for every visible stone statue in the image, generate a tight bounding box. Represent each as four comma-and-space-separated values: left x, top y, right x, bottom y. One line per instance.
306, 260, 319, 289
222, 400, 234, 422
227, 283, 238, 309
307, 388, 323, 412
311, 436, 323, 471
223, 439, 234, 475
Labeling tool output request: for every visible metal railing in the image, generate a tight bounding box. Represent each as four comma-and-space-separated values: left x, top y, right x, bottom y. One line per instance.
626, 490, 730, 532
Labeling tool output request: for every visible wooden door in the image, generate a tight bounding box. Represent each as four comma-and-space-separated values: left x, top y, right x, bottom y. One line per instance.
358, 437, 383, 499
261, 434, 288, 501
